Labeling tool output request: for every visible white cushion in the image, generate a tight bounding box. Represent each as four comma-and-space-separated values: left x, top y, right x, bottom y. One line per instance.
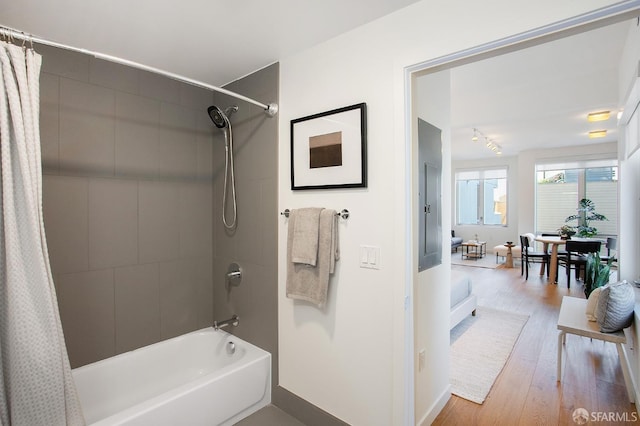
585, 286, 603, 321
524, 233, 536, 246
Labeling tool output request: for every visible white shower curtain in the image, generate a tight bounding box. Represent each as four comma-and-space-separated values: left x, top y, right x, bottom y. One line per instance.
0, 42, 85, 425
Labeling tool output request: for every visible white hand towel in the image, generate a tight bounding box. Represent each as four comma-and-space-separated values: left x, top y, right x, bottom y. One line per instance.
290, 207, 323, 266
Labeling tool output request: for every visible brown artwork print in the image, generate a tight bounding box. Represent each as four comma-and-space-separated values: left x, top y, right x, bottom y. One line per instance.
309, 131, 343, 169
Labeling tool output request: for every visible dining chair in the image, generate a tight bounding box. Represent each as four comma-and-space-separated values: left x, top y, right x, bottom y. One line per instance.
558, 240, 602, 288
600, 236, 617, 264
520, 235, 550, 280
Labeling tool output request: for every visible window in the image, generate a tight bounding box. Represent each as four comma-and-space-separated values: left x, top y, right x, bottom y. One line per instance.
535, 160, 618, 236
456, 168, 507, 226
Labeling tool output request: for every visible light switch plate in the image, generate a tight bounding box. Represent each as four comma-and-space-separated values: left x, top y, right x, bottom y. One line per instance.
359, 245, 380, 269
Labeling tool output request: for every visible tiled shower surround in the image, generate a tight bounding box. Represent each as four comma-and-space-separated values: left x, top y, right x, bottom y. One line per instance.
39, 44, 278, 373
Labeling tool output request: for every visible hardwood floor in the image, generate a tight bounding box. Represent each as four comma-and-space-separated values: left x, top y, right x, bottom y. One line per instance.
433, 260, 639, 426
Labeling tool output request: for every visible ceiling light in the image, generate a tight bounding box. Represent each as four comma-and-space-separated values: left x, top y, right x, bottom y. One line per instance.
587, 110, 610, 122
471, 128, 502, 155
588, 130, 607, 138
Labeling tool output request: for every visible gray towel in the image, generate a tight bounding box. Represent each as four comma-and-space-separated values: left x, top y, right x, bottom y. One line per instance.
291, 207, 323, 266
286, 209, 339, 307
329, 210, 339, 274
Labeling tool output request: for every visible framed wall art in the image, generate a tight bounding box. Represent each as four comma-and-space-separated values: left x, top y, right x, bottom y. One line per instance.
290, 103, 367, 190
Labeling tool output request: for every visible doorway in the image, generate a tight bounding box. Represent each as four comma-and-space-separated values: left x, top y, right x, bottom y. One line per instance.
407, 3, 640, 424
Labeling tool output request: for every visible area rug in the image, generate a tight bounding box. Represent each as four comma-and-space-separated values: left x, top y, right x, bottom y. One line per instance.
450, 306, 529, 404
451, 253, 500, 269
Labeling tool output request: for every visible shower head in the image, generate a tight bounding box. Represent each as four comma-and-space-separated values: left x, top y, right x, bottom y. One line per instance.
207, 106, 226, 128
207, 105, 238, 129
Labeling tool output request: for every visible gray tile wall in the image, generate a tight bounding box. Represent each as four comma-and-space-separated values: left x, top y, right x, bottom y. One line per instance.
210, 64, 280, 388
39, 46, 329, 423
39, 44, 216, 368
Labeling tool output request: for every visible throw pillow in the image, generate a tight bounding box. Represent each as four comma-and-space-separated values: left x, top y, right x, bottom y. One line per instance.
585, 286, 603, 322
524, 233, 536, 246
596, 280, 634, 333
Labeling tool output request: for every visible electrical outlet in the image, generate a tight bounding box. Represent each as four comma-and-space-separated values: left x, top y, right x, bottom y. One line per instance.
418, 349, 426, 371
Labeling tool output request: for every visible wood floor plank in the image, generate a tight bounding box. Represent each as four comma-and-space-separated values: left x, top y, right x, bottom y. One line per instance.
431, 261, 639, 425
519, 320, 562, 426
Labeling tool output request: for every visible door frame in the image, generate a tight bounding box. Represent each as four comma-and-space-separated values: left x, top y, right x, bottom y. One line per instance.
402, 1, 640, 424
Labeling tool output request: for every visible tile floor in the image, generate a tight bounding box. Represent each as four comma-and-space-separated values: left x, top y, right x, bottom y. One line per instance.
236, 405, 305, 426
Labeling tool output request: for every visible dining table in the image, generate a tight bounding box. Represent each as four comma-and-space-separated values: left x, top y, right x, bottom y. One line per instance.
534, 235, 566, 284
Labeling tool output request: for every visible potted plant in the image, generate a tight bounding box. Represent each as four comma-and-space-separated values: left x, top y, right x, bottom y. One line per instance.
564, 198, 608, 238
584, 252, 612, 298
557, 224, 576, 239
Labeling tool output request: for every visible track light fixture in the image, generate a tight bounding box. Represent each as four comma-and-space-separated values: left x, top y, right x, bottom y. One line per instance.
471, 128, 502, 155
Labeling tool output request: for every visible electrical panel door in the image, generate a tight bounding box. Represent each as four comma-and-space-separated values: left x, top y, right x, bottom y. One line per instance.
418, 119, 442, 271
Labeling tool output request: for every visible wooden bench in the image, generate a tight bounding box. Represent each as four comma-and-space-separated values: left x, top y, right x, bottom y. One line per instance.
556, 296, 634, 402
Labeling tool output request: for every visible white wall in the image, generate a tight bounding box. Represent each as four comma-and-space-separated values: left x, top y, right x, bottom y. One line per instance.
620, 145, 640, 281
619, 19, 640, 103
618, 5, 640, 285
277, 1, 624, 424
618, 17, 640, 407
414, 71, 452, 424
278, 29, 399, 425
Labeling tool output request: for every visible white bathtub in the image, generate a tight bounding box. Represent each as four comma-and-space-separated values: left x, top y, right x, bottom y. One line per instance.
72, 328, 271, 426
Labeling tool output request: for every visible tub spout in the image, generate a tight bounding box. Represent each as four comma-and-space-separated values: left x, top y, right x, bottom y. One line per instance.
213, 315, 239, 331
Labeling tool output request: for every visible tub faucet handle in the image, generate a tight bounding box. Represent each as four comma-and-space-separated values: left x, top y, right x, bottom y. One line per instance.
225, 263, 242, 291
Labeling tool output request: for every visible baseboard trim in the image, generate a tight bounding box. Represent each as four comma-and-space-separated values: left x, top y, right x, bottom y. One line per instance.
418, 385, 451, 426
273, 386, 349, 426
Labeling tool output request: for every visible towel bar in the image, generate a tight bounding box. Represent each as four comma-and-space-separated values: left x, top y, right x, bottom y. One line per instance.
280, 208, 349, 220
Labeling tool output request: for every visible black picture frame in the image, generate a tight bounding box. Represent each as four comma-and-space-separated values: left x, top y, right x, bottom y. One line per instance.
290, 103, 367, 190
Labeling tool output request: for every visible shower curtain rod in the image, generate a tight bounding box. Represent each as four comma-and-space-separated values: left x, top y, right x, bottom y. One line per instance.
0, 25, 278, 117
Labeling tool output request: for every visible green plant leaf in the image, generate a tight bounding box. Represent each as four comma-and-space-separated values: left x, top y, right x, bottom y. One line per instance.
584, 252, 610, 297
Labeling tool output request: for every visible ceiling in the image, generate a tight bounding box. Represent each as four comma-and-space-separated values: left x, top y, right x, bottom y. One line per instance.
0, 0, 420, 87
0, 2, 634, 162
447, 19, 634, 161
